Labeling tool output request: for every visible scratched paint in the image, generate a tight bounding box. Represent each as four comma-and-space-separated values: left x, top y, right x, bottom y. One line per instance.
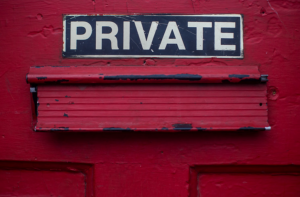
0, 0, 300, 196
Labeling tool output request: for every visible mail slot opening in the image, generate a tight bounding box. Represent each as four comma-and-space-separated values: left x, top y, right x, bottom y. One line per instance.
27, 66, 270, 132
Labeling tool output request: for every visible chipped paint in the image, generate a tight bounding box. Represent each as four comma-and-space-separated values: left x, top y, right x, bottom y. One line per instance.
228, 74, 250, 79
56, 79, 69, 83
103, 74, 202, 81
172, 123, 193, 130
103, 127, 134, 131
36, 77, 47, 80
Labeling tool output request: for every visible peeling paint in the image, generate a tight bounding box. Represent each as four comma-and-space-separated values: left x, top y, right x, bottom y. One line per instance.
103, 127, 134, 131
228, 74, 250, 79
238, 126, 265, 131
172, 123, 192, 130
196, 127, 207, 131
103, 74, 202, 81
56, 79, 69, 83
36, 77, 47, 80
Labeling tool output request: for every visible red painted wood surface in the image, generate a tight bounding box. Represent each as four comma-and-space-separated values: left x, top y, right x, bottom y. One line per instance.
189, 165, 300, 197
1, 0, 300, 196
1, 169, 86, 196
27, 66, 264, 84
28, 66, 269, 132
35, 83, 269, 132
0, 161, 94, 196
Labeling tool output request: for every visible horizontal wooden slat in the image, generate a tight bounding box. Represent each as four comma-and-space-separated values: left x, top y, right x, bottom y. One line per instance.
38, 84, 267, 91
36, 127, 268, 132
27, 66, 264, 84
29, 66, 261, 75
38, 90, 266, 98
36, 118, 268, 129
37, 116, 267, 123
38, 97, 267, 104
38, 103, 267, 111
38, 110, 267, 117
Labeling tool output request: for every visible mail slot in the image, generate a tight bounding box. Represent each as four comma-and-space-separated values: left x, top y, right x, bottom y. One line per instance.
27, 66, 270, 132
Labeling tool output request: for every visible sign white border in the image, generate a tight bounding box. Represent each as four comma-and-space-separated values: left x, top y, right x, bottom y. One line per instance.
63, 14, 243, 59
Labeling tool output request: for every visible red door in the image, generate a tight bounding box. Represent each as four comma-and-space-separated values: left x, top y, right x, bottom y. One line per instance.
1, 0, 300, 196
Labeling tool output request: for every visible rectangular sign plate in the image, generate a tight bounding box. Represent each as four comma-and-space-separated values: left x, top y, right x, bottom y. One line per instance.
63, 14, 243, 58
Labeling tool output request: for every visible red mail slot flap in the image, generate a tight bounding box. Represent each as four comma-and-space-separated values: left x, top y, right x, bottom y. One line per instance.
27, 66, 270, 132
27, 66, 266, 84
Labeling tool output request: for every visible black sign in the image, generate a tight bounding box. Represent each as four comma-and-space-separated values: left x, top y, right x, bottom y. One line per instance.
63, 15, 243, 58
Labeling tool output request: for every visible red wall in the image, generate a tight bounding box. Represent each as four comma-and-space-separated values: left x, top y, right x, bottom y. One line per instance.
1, 0, 300, 196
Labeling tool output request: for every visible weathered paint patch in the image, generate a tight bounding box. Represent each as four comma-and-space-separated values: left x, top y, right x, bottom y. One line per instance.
222, 78, 260, 83
56, 79, 69, 83
238, 126, 265, 131
49, 127, 69, 131
59, 127, 69, 131
196, 127, 207, 131
240, 78, 261, 83
103, 74, 202, 81
103, 127, 134, 131
37, 77, 47, 80
228, 74, 250, 79
172, 123, 193, 130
